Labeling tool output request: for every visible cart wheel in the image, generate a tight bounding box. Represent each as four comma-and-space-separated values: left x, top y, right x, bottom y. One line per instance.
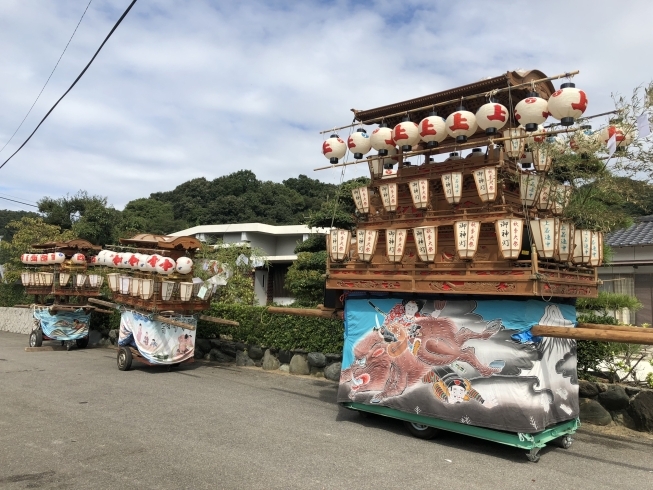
66, 343, 72, 351
554, 435, 573, 449
526, 448, 541, 463
29, 329, 43, 348
76, 337, 89, 349
117, 347, 132, 371
404, 421, 439, 440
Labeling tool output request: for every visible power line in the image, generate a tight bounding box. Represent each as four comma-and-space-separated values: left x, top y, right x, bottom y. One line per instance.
0, 0, 139, 171
0, 0, 94, 156
0, 192, 38, 205
0, 196, 39, 208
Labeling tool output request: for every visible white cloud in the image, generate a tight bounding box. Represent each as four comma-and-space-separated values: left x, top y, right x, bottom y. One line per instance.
1, 0, 652, 213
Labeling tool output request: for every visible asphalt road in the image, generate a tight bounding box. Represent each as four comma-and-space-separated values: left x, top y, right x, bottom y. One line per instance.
1, 331, 652, 490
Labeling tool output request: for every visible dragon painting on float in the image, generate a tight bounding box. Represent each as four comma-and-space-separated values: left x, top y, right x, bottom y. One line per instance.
338, 295, 579, 433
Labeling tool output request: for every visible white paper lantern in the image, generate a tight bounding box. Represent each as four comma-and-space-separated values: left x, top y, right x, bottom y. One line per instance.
59, 272, 70, 287
138, 254, 153, 271
589, 231, 603, 267
140, 278, 154, 300
75, 274, 87, 287
380, 146, 399, 179
519, 173, 542, 207
347, 128, 372, 159
155, 256, 177, 275
441, 172, 463, 205
146, 254, 163, 271
130, 277, 141, 297
107, 273, 120, 292
530, 218, 559, 259
446, 109, 478, 143
418, 113, 447, 148
473, 167, 498, 202
176, 257, 194, 275
322, 134, 347, 164
20, 272, 31, 286
572, 229, 591, 265
555, 221, 575, 262
28, 254, 39, 264
52, 252, 66, 264
547, 82, 588, 126
393, 119, 420, 151
532, 146, 552, 172
514, 94, 549, 131
71, 253, 86, 265
41, 272, 54, 286
88, 256, 98, 267
179, 282, 193, 302
549, 183, 572, 216
161, 281, 175, 301
413, 226, 438, 262
475, 102, 508, 135
88, 274, 103, 288
37, 253, 49, 265
536, 180, 553, 211
122, 253, 140, 269
109, 252, 123, 268
119, 276, 132, 295
454, 221, 481, 260
378, 183, 398, 212
495, 218, 524, 260
408, 179, 430, 209
386, 229, 408, 263
47, 253, 57, 265
356, 229, 378, 262
598, 124, 633, 151
503, 128, 525, 158
20, 254, 29, 264
370, 125, 395, 156
351, 187, 371, 214
329, 229, 351, 262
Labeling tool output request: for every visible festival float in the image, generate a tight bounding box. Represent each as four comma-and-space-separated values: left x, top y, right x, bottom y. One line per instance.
270, 69, 653, 462
18, 239, 108, 350
86, 234, 237, 371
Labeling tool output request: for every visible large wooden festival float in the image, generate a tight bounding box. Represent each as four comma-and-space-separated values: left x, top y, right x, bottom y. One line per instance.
86, 234, 237, 371
18, 239, 109, 350
279, 69, 653, 461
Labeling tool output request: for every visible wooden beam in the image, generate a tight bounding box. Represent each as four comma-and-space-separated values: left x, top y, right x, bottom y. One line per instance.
576, 323, 653, 333
87, 298, 118, 309
12, 304, 32, 309
153, 315, 196, 331
198, 315, 239, 326
531, 326, 653, 345
266, 306, 344, 320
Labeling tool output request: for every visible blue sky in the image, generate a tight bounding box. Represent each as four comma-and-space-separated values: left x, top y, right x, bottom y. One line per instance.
1, 0, 652, 212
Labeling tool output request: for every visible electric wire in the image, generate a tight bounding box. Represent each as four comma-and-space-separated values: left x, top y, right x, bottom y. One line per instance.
0, 0, 139, 171
0, 196, 39, 208
0, 0, 94, 156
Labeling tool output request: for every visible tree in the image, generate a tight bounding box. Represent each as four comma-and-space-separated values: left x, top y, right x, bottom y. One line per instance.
120, 198, 187, 235
0, 217, 75, 283
0, 210, 39, 241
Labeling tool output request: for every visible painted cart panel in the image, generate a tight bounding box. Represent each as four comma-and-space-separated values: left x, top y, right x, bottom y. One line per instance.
118, 310, 196, 365
33, 306, 90, 341
338, 296, 579, 433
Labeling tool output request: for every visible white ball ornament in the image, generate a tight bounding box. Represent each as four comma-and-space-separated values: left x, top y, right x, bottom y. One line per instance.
370, 124, 395, 156
418, 112, 447, 148
322, 134, 347, 164
475, 102, 508, 135
514, 93, 549, 131
547, 82, 588, 126
393, 118, 420, 151
347, 128, 372, 160
138, 254, 152, 271
445, 108, 478, 143
52, 252, 66, 264
71, 253, 86, 265
155, 256, 176, 275
176, 257, 194, 275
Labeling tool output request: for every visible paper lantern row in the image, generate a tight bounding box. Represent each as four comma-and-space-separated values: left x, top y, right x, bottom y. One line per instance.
519, 174, 571, 214
352, 167, 498, 213
105, 274, 207, 302
20, 271, 104, 288
323, 83, 587, 163
93, 250, 193, 275
529, 218, 602, 266
21, 252, 83, 265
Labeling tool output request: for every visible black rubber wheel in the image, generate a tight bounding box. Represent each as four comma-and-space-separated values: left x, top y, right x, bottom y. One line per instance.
76, 337, 89, 349
117, 347, 133, 371
404, 421, 439, 440
554, 435, 573, 449
29, 329, 43, 348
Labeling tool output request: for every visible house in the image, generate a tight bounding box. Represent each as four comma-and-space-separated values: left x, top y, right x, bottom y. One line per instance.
600, 216, 653, 325
170, 223, 327, 305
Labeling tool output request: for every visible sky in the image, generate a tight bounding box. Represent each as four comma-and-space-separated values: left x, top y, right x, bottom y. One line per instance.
0, 0, 652, 213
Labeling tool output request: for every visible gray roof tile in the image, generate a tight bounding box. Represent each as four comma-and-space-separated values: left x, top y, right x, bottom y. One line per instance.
606, 216, 653, 247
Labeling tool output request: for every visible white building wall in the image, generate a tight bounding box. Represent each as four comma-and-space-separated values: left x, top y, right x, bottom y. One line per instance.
254, 270, 267, 306
276, 235, 303, 256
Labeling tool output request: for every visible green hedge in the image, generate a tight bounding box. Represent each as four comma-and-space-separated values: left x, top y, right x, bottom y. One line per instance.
199, 303, 344, 354
0, 284, 30, 307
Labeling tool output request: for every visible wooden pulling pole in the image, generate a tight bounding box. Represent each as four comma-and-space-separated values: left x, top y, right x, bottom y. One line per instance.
87, 298, 118, 309
198, 315, 239, 326
576, 323, 653, 333
266, 306, 344, 320
153, 315, 196, 331
531, 325, 653, 345
13, 304, 32, 309
319, 70, 580, 134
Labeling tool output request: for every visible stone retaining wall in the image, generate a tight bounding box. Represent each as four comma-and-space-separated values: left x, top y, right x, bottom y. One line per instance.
579, 380, 653, 432
0, 307, 33, 335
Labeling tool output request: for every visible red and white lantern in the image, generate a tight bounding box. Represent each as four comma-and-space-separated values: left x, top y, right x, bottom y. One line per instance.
547, 82, 588, 126
495, 218, 524, 260
475, 102, 508, 135
146, 254, 163, 271
454, 220, 481, 260
514, 93, 549, 131
347, 128, 372, 160
370, 124, 395, 156
21, 254, 29, 264
413, 226, 438, 262
473, 167, 498, 202
322, 134, 347, 164
408, 179, 430, 209
138, 254, 153, 272
446, 108, 478, 143
37, 253, 49, 264
393, 119, 420, 151
71, 253, 86, 265
155, 256, 176, 275
386, 229, 408, 263
176, 257, 194, 275
599, 124, 633, 151
418, 113, 447, 148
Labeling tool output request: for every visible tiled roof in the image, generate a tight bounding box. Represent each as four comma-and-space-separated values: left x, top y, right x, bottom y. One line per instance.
606, 216, 653, 247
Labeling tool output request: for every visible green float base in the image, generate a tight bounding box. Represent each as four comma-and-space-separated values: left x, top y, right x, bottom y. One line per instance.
342, 402, 579, 452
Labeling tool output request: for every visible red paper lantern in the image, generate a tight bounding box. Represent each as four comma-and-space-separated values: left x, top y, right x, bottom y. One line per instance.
547, 82, 588, 126
445, 107, 478, 143
418, 112, 447, 148
393, 118, 420, 151
322, 134, 347, 164
475, 102, 508, 135
514, 92, 549, 131
370, 124, 395, 156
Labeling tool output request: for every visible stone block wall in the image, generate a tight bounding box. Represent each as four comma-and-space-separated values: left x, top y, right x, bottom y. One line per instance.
0, 307, 33, 335
579, 380, 653, 432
